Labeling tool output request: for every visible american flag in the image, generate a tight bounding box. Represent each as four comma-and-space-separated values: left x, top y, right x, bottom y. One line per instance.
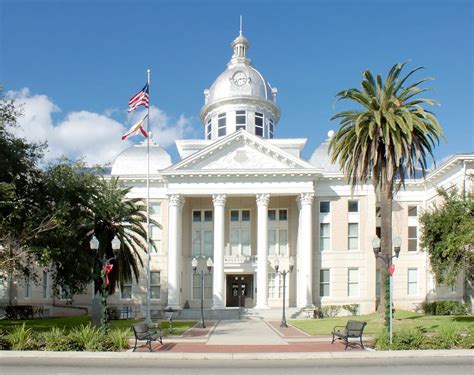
122, 114, 149, 140
128, 83, 149, 113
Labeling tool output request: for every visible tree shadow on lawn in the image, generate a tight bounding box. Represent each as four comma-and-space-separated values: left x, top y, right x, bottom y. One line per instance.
452, 316, 474, 323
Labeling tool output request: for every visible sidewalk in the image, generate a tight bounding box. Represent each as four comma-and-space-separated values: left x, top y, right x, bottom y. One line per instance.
134, 318, 356, 353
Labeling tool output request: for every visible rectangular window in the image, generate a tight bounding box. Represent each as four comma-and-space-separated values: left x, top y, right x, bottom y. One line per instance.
320, 201, 330, 213
42, 271, 48, 299
230, 210, 239, 222
348, 223, 359, 250
268, 119, 274, 138
150, 272, 161, 299
204, 210, 213, 222
279, 209, 287, 221
241, 229, 251, 256
192, 230, 202, 257
151, 224, 161, 253
59, 285, 71, 300
279, 229, 288, 256
407, 268, 418, 295
192, 273, 212, 300
241, 210, 250, 222
236, 110, 246, 130
320, 269, 330, 297
348, 200, 359, 213
121, 282, 132, 299
151, 202, 161, 217
268, 210, 276, 221
408, 206, 418, 217
218, 113, 226, 137
255, 112, 264, 136
320, 223, 330, 251
193, 211, 201, 222
268, 229, 277, 255
230, 229, 240, 256
348, 268, 359, 297
206, 118, 212, 140
408, 226, 418, 251
203, 230, 213, 257
268, 273, 276, 299
25, 276, 31, 299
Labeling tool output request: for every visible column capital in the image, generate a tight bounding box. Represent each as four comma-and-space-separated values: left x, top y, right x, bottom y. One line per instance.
297, 192, 314, 207
256, 193, 270, 207
168, 194, 185, 209
212, 194, 227, 207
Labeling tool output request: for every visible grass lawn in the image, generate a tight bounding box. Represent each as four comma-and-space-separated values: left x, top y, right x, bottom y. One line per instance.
0, 316, 196, 336
290, 310, 474, 336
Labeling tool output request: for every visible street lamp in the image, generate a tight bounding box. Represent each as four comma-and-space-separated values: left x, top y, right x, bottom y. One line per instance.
274, 256, 294, 328
372, 235, 401, 344
192, 257, 213, 328
90, 234, 121, 332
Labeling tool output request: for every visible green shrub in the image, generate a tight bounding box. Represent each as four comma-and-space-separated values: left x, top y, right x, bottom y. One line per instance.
373, 327, 426, 350
421, 301, 468, 315
0, 331, 11, 350
425, 324, 462, 349
7, 323, 39, 350
69, 324, 103, 351
321, 305, 341, 318
101, 328, 131, 351
342, 304, 359, 316
5, 305, 34, 320
40, 327, 74, 351
107, 306, 121, 320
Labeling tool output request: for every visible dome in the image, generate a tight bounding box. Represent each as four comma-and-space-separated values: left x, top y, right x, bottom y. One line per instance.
308, 131, 341, 172
111, 139, 172, 175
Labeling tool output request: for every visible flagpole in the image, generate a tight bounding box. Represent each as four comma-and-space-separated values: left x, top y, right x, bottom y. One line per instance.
145, 69, 151, 324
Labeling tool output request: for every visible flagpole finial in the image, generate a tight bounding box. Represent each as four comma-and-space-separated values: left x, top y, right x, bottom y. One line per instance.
239, 15, 243, 36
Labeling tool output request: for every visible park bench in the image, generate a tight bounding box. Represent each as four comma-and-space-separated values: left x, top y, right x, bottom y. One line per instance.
331, 320, 367, 350
132, 322, 163, 352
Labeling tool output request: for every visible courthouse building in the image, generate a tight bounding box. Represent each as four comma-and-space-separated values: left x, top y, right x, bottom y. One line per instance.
2, 29, 473, 317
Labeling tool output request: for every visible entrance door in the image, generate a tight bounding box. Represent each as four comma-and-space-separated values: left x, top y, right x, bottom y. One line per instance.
226, 274, 253, 307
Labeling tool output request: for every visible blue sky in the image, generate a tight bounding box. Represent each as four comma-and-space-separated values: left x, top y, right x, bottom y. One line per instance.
1, 0, 472, 165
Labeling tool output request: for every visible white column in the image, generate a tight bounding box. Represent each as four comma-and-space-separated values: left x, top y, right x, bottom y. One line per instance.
297, 193, 314, 308
256, 193, 270, 309
212, 194, 226, 309
167, 194, 184, 309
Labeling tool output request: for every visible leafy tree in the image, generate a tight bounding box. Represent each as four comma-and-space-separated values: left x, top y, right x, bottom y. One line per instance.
329, 63, 444, 316
420, 188, 474, 286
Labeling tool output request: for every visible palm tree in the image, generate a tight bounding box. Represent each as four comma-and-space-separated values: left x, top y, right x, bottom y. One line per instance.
89, 177, 157, 294
329, 62, 445, 318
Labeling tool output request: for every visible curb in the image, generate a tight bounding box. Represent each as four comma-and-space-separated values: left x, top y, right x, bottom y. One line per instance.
0, 349, 472, 361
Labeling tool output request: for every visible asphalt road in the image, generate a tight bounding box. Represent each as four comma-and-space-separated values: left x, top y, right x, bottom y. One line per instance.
1, 357, 473, 375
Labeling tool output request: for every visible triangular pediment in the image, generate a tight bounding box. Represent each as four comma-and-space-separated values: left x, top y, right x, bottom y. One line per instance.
166, 130, 314, 172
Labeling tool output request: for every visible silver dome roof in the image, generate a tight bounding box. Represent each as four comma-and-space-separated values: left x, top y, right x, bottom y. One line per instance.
308, 132, 342, 172
111, 139, 172, 175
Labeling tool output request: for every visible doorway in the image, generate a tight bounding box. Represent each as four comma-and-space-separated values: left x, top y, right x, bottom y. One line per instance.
226, 274, 254, 307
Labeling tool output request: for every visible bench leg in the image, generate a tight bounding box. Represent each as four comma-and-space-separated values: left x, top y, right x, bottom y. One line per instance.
360, 336, 364, 349
331, 333, 335, 344
344, 340, 349, 350
133, 338, 138, 352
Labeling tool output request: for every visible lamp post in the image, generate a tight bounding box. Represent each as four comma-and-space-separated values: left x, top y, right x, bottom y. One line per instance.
192, 257, 213, 328
274, 256, 295, 328
372, 235, 401, 344
90, 234, 121, 332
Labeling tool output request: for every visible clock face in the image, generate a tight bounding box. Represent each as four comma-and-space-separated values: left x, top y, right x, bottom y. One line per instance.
232, 71, 248, 86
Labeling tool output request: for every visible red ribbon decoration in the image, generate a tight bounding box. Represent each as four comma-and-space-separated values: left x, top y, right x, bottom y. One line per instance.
103, 264, 114, 286
388, 264, 395, 276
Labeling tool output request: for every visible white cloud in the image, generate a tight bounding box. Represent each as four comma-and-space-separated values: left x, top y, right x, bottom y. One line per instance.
6, 88, 195, 166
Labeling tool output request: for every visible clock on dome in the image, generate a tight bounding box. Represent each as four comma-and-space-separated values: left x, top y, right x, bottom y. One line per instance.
232, 70, 248, 86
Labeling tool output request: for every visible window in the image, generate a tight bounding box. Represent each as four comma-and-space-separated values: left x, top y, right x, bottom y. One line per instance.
255, 112, 264, 136
236, 110, 246, 131
192, 229, 213, 257
193, 211, 201, 222
241, 210, 250, 222
206, 118, 212, 140
42, 271, 49, 299
218, 113, 226, 137
448, 283, 457, 293
408, 226, 418, 251
407, 268, 418, 295
376, 226, 381, 239
279, 209, 287, 221
59, 285, 72, 300
320, 223, 330, 251
320, 269, 330, 297
229, 210, 251, 256
150, 224, 162, 253
121, 281, 132, 299
348, 223, 359, 250
348, 200, 359, 213
268, 273, 276, 299
268, 119, 274, 138
348, 268, 359, 296
192, 273, 212, 300
150, 272, 161, 299
408, 206, 418, 217
268, 228, 288, 256
25, 276, 31, 299
320, 201, 330, 213
151, 202, 161, 217
268, 209, 276, 221
230, 210, 239, 222
204, 210, 213, 222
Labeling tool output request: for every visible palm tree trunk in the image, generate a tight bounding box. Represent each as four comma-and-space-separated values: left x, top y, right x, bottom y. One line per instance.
378, 183, 393, 322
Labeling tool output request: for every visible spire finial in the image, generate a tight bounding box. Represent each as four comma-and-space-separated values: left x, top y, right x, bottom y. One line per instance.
239, 15, 243, 36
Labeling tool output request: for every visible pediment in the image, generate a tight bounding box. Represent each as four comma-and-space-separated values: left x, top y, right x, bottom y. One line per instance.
167, 131, 314, 172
